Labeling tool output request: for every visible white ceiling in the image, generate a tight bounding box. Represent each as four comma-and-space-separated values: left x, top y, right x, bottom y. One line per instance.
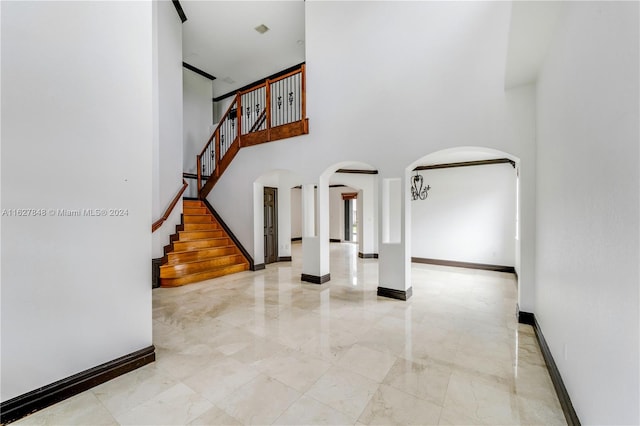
180, 1, 305, 97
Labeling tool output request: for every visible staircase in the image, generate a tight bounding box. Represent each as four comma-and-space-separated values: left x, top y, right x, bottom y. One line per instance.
159, 199, 249, 287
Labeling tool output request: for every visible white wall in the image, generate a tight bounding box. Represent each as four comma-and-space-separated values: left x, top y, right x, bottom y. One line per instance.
183, 69, 213, 175
151, 0, 183, 259
411, 164, 516, 266
536, 2, 639, 424
1, 1, 153, 402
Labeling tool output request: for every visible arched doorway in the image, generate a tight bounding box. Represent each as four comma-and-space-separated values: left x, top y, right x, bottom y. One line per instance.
406, 146, 522, 303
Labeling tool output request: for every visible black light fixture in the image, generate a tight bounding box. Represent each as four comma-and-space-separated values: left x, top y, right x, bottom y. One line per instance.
411, 171, 431, 201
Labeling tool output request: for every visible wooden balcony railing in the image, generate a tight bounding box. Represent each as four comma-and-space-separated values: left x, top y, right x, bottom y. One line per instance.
197, 64, 308, 199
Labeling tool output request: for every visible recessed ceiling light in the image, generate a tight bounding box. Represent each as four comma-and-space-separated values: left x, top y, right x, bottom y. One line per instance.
296, 39, 304, 45
222, 77, 235, 84
254, 24, 269, 34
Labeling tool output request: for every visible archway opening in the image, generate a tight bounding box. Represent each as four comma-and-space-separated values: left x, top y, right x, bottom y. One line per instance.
406, 147, 521, 300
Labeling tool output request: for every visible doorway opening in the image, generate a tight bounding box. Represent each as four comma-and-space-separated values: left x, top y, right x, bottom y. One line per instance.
264, 187, 278, 264
343, 192, 358, 242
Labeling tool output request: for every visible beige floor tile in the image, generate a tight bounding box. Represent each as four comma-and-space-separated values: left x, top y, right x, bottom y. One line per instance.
216, 374, 301, 425
517, 394, 567, 426
337, 344, 398, 382
305, 365, 380, 422
440, 370, 520, 425
253, 348, 332, 392
382, 357, 452, 406
13, 392, 117, 426
273, 395, 354, 425
358, 383, 442, 425
114, 383, 212, 425
188, 406, 243, 425
182, 357, 260, 404
92, 364, 178, 417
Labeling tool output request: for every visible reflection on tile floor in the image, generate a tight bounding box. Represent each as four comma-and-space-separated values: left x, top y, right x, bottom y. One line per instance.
15, 242, 566, 425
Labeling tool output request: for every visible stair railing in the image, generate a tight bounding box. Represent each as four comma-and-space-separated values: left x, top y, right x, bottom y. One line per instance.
197, 64, 307, 199
152, 179, 188, 232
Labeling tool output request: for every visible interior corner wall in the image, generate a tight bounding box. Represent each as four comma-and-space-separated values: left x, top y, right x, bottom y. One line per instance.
291, 187, 302, 239
152, 0, 183, 259
411, 164, 516, 266
535, 2, 639, 424
1, 1, 153, 402
183, 69, 213, 175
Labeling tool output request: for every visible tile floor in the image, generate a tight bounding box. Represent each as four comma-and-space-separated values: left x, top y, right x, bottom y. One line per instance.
14, 242, 566, 425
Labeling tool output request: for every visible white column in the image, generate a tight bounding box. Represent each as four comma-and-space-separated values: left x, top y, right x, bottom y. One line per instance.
301, 180, 330, 284
253, 182, 265, 267
302, 184, 315, 237
358, 184, 378, 257
377, 175, 412, 300
302, 184, 320, 281
277, 184, 292, 259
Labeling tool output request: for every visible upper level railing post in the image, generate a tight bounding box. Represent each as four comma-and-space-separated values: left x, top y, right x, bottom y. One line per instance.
237, 94, 243, 147
301, 64, 306, 121
197, 156, 202, 194
266, 78, 271, 142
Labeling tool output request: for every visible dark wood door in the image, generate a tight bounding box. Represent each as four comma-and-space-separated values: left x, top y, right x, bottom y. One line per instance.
264, 187, 278, 264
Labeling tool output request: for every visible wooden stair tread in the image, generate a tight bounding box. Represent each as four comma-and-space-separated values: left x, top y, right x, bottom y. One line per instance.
175, 236, 228, 242
160, 263, 250, 287
168, 245, 237, 256
160, 253, 243, 268
165, 246, 239, 265
160, 255, 247, 278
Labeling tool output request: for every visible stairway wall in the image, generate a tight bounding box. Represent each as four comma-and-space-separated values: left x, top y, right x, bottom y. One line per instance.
183, 69, 213, 176
152, 0, 184, 258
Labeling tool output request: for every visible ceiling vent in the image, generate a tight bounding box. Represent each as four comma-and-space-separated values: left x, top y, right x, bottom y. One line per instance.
254, 24, 269, 34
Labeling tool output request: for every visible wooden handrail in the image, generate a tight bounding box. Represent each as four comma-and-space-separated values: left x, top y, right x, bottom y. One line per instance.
152, 179, 188, 232
238, 82, 266, 96
199, 128, 217, 157
219, 95, 239, 125
269, 67, 303, 84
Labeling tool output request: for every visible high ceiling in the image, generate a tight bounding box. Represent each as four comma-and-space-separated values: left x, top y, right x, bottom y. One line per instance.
180, 1, 305, 97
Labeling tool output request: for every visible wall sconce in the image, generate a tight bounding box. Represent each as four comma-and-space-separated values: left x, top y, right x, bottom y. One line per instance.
411, 172, 431, 200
